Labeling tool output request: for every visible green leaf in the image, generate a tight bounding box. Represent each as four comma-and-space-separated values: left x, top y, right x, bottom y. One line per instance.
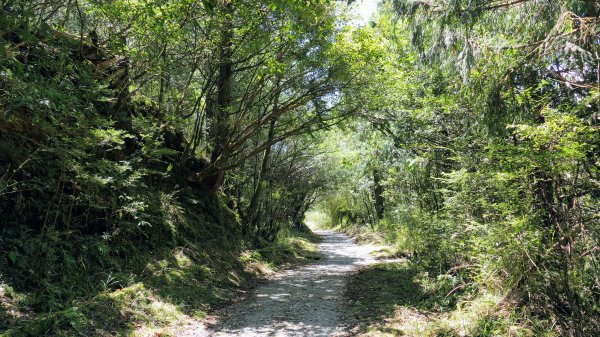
8, 251, 19, 265
202, 0, 215, 13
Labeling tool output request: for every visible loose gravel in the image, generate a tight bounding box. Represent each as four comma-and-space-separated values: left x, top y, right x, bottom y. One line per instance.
208, 230, 378, 337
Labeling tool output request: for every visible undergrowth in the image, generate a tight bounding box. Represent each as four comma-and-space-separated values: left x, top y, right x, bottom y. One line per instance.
345, 262, 554, 337
1, 219, 322, 336
314, 209, 558, 337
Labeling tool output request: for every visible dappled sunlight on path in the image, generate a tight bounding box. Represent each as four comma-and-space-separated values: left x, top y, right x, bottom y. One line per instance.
208, 231, 378, 337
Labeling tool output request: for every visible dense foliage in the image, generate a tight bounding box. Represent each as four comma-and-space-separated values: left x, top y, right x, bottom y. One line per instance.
320, 0, 599, 335
0, 0, 598, 335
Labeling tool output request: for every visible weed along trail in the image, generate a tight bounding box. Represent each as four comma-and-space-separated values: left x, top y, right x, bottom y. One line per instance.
208, 230, 377, 337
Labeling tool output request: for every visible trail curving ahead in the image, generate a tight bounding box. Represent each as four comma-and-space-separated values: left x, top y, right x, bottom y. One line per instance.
209, 230, 377, 337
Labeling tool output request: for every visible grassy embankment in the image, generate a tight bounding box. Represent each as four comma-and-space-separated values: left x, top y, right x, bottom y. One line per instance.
1, 217, 321, 337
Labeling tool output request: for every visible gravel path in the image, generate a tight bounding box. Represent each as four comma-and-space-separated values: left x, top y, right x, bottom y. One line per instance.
209, 230, 377, 337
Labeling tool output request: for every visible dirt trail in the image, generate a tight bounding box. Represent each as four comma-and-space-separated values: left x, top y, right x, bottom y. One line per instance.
208, 230, 378, 337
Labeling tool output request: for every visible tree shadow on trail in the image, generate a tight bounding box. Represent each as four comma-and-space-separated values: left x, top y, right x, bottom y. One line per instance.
211, 232, 367, 337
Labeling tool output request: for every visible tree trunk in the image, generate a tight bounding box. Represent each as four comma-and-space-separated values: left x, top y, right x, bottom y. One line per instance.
206, 0, 233, 191
373, 169, 385, 220
246, 118, 277, 235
